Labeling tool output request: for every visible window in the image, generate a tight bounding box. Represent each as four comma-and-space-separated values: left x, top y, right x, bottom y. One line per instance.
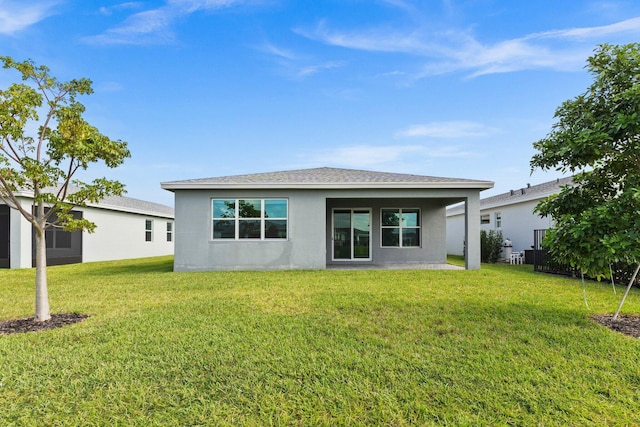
381, 208, 420, 247
480, 214, 490, 224
166, 222, 173, 242
495, 212, 502, 229
212, 199, 288, 240
45, 227, 72, 249
145, 220, 153, 242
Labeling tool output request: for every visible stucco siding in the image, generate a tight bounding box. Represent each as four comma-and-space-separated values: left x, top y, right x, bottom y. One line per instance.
171, 186, 481, 271
173, 189, 327, 271
326, 198, 447, 266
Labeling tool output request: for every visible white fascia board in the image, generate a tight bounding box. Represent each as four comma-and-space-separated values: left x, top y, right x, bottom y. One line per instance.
83, 202, 174, 219
480, 193, 554, 211
161, 181, 495, 191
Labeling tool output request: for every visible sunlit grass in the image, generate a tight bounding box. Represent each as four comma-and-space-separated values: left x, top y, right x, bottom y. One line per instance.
1, 256, 639, 425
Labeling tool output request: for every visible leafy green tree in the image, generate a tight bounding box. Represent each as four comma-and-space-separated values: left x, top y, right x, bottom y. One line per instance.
530, 43, 640, 319
0, 57, 130, 321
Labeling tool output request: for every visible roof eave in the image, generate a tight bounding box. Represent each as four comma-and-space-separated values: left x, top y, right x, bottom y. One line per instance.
161, 181, 495, 191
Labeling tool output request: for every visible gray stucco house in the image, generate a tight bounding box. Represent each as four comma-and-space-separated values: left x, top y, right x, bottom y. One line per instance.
161, 167, 493, 271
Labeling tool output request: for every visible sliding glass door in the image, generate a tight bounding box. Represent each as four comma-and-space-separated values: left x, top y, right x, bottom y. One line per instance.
332, 209, 371, 260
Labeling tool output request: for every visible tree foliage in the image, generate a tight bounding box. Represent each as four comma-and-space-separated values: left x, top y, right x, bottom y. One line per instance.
0, 56, 130, 321
531, 43, 640, 280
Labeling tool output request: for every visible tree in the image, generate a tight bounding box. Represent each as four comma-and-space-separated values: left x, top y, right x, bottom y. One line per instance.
0, 57, 130, 321
530, 43, 640, 318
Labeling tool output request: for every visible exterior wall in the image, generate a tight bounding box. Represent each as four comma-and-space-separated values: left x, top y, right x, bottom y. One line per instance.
172, 187, 481, 271
4, 199, 174, 268
446, 199, 554, 257
326, 198, 447, 266
81, 206, 174, 263
173, 189, 327, 271
10, 200, 32, 268
446, 211, 465, 256
0, 205, 8, 268
479, 200, 553, 254
464, 194, 482, 270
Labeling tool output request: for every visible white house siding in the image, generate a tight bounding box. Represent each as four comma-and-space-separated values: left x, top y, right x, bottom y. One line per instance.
447, 201, 553, 256
9, 199, 33, 268
446, 177, 571, 258
81, 206, 174, 263
480, 201, 553, 254
446, 210, 466, 256
3, 195, 174, 268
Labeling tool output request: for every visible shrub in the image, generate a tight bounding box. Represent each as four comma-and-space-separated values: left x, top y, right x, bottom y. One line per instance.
481, 230, 503, 263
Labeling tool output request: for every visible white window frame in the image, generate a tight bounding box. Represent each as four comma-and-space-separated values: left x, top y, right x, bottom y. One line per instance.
212, 198, 288, 241
380, 208, 421, 248
166, 222, 173, 242
495, 212, 502, 229
145, 219, 153, 242
480, 214, 490, 224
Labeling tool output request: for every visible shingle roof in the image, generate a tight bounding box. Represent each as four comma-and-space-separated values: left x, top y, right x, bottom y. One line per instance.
13, 187, 174, 218
161, 167, 494, 190
96, 194, 174, 217
447, 176, 573, 215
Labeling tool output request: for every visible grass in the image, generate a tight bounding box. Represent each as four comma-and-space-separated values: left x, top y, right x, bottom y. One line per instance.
1, 256, 640, 426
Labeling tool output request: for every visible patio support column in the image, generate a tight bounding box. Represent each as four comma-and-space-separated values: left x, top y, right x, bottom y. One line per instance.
464, 194, 481, 270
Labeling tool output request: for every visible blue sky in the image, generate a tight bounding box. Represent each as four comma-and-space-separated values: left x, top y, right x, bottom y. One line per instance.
1, 0, 640, 206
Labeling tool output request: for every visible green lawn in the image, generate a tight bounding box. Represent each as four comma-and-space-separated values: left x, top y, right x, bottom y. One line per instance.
1, 257, 640, 426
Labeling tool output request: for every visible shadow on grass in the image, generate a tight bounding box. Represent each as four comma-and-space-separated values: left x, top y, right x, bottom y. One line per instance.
85, 257, 175, 277
441, 300, 593, 333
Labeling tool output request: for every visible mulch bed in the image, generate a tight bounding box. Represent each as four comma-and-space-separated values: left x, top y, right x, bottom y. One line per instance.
592, 314, 640, 338
1, 312, 639, 338
0, 313, 89, 335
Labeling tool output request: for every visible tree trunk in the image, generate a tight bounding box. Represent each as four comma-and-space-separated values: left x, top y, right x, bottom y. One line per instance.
613, 263, 640, 321
34, 220, 50, 322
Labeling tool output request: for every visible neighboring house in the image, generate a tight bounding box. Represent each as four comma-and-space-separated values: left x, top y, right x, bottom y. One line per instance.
446, 176, 573, 257
161, 167, 493, 272
0, 191, 175, 269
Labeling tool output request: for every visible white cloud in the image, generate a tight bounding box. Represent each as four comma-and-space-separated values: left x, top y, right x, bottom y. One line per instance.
98, 2, 142, 16
531, 16, 640, 40
259, 39, 345, 79
395, 121, 500, 139
297, 16, 640, 78
306, 142, 478, 169
85, 0, 249, 45
309, 144, 424, 168
260, 41, 298, 60
0, 0, 60, 35
297, 61, 344, 77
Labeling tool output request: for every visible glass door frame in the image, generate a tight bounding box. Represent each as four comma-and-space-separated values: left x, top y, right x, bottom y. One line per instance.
331, 208, 372, 261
